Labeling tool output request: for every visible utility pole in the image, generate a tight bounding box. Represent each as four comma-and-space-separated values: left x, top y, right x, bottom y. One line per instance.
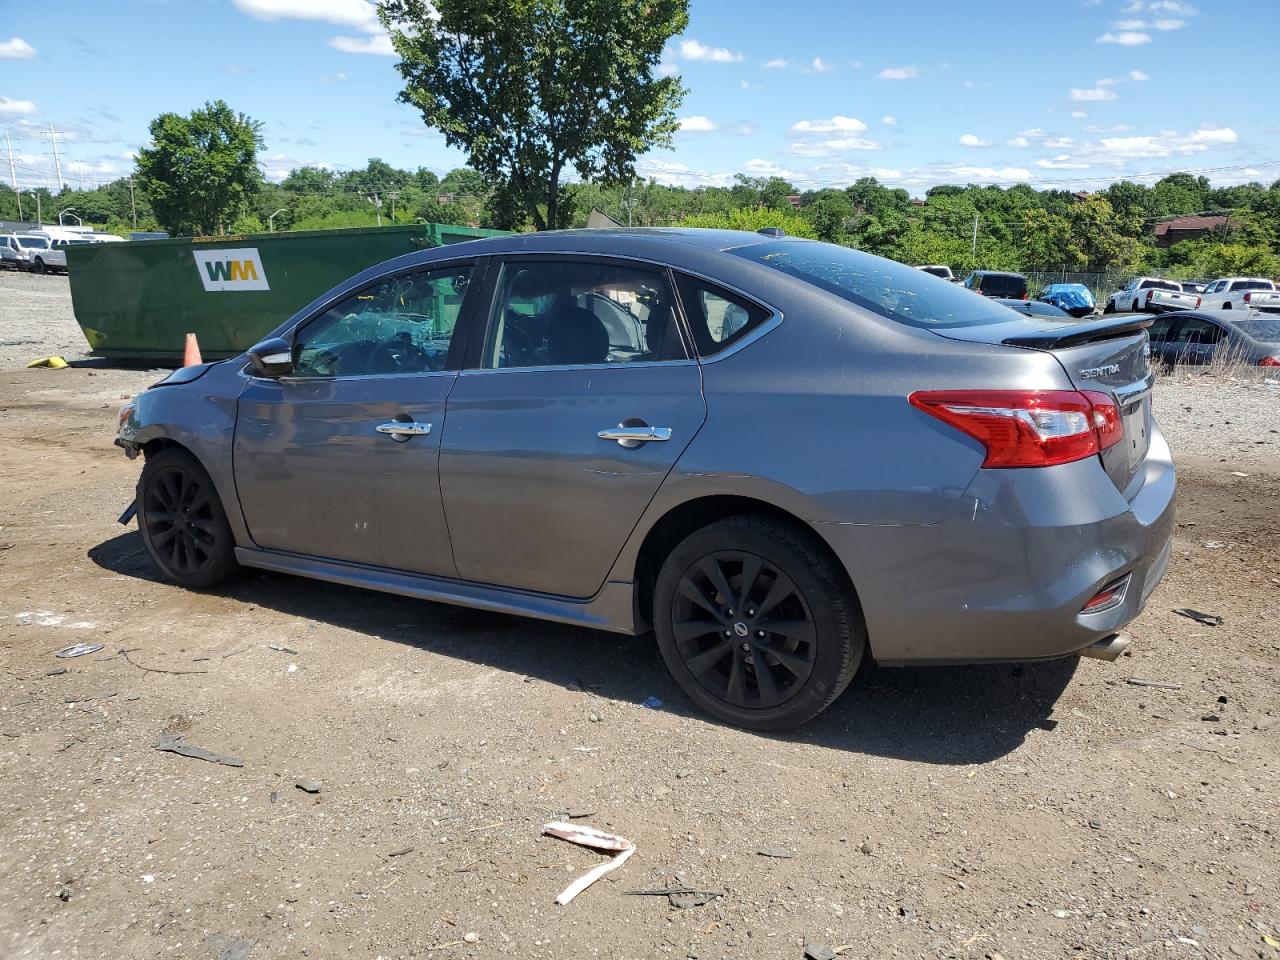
35, 191, 41, 226
970, 213, 979, 259
368, 192, 382, 226
5, 130, 22, 220
48, 122, 64, 192
388, 190, 399, 222
127, 176, 137, 228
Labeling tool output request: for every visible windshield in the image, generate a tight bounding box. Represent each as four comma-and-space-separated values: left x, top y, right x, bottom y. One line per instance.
1235, 320, 1280, 342
731, 241, 1019, 329
16, 237, 49, 249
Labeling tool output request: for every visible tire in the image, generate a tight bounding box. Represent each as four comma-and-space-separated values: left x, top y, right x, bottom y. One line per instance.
1223, 302, 1232, 310
1103, 300, 1115, 314
136, 448, 239, 589
653, 515, 865, 730
33, 257, 45, 274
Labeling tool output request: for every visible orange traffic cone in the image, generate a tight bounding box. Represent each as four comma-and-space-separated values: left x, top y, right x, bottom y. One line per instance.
183, 332, 203, 367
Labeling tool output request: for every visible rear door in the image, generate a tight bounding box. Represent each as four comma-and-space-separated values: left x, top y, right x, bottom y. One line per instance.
234, 261, 481, 575
439, 256, 705, 597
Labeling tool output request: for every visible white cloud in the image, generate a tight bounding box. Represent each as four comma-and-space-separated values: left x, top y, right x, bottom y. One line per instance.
0, 96, 37, 116
1084, 122, 1134, 132
949, 166, 1033, 183
958, 134, 988, 147
1188, 127, 1237, 145
1129, 70, 1150, 81
677, 115, 719, 133
1096, 30, 1152, 45
657, 61, 680, 77
790, 135, 881, 157
762, 58, 789, 69
1071, 86, 1119, 101
231, 0, 381, 32
1149, 0, 1197, 13
740, 80, 761, 90
1036, 156, 1093, 170
0, 37, 36, 59
1112, 17, 1147, 28
809, 57, 833, 73
1071, 110, 1088, 118
740, 158, 798, 180
878, 65, 920, 80
791, 115, 868, 134
634, 157, 734, 189
328, 33, 394, 55
1153, 18, 1185, 29
678, 38, 743, 63
881, 115, 897, 125
1007, 136, 1031, 148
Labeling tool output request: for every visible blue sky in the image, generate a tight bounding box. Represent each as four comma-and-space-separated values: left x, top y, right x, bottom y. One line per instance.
1, 0, 1276, 196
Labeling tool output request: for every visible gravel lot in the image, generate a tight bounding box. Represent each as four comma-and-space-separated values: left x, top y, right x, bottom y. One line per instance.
1, 272, 1277, 960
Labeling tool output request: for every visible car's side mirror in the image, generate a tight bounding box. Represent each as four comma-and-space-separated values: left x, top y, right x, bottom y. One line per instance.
246, 337, 293, 378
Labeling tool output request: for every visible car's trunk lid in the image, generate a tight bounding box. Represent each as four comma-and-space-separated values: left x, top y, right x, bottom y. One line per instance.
934, 314, 1155, 498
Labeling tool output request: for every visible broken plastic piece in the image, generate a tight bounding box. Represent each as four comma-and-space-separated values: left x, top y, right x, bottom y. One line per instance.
542, 821, 635, 905
26, 356, 69, 369
153, 734, 244, 767
1173, 608, 1223, 627
640, 696, 663, 709
56, 643, 104, 659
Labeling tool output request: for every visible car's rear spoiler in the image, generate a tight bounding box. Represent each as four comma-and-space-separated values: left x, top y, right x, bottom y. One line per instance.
1002, 314, 1154, 350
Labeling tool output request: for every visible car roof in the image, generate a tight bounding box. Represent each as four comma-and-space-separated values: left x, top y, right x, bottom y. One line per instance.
970, 270, 1025, 277
433, 227, 804, 258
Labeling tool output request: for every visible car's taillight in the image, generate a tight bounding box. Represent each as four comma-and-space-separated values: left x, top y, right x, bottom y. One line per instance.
1243, 292, 1252, 304
909, 390, 1123, 468
1259, 355, 1280, 367
1146, 290, 1154, 303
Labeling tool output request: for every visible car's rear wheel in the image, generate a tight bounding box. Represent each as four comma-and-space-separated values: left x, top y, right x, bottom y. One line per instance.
1223, 302, 1233, 310
33, 258, 45, 274
137, 448, 239, 589
653, 515, 865, 730
1103, 300, 1115, 314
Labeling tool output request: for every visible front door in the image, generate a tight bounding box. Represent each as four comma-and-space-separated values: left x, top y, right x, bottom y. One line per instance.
440, 256, 706, 598
234, 262, 477, 575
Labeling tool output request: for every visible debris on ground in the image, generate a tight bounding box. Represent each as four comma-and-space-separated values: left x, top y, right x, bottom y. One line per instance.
542, 821, 635, 905
26, 356, 69, 369
295, 779, 322, 793
757, 846, 795, 858
804, 942, 838, 960
1126, 677, 1184, 690
152, 734, 244, 767
55, 642, 104, 659
1173, 608, 1224, 626
266, 644, 298, 654
566, 807, 596, 819
213, 935, 255, 960
640, 696, 664, 709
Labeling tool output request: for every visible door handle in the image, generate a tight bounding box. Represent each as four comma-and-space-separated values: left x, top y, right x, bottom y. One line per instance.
597, 425, 672, 448
376, 421, 432, 439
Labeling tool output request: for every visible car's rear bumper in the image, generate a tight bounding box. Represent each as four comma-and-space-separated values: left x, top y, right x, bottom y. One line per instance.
815, 421, 1176, 664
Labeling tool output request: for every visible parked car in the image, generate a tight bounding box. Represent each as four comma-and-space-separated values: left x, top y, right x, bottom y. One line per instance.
0, 233, 25, 269
1197, 277, 1280, 312
993, 297, 1073, 319
963, 270, 1028, 299
916, 264, 955, 281
1038, 283, 1096, 318
1145, 309, 1280, 367
4, 233, 52, 270
1103, 277, 1200, 314
116, 229, 1175, 730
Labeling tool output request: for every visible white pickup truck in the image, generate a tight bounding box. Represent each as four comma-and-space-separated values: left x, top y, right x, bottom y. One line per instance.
1103, 277, 1201, 314
1197, 277, 1280, 312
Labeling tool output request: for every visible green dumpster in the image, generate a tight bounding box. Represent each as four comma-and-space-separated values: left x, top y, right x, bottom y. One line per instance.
66, 223, 509, 362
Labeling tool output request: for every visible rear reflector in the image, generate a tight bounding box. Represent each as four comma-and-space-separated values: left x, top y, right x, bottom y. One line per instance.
909, 389, 1124, 468
1082, 575, 1130, 614
1260, 355, 1280, 367
1195, 296, 1202, 308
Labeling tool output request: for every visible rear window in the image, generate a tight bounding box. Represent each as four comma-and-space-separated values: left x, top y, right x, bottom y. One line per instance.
973, 274, 1027, 298
730, 242, 1019, 329
1229, 280, 1274, 292
1141, 279, 1182, 292
1235, 320, 1280, 342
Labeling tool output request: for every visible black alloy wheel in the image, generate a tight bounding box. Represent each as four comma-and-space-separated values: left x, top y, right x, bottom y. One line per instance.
137, 448, 239, 588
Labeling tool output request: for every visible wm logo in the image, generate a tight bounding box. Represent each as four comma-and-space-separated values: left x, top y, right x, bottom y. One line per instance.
193, 248, 270, 292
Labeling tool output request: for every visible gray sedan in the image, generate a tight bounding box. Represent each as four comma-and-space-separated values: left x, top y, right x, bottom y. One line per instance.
117, 229, 1176, 729
1145, 308, 1280, 367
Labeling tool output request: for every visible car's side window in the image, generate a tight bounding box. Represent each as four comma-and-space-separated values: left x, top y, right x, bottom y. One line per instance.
482, 260, 685, 369
1174, 318, 1223, 345
673, 273, 772, 357
1146, 315, 1177, 341
289, 265, 473, 378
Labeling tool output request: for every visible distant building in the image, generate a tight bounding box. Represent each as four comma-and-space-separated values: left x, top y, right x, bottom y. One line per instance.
0, 219, 37, 233
1153, 215, 1235, 248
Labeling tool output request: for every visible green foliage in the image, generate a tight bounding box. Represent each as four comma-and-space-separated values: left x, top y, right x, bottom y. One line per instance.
680, 207, 817, 239
136, 100, 264, 236
1165, 241, 1280, 279
378, 0, 688, 229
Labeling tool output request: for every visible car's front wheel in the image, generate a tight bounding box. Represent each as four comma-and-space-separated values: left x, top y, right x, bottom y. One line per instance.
653, 515, 865, 730
137, 448, 239, 589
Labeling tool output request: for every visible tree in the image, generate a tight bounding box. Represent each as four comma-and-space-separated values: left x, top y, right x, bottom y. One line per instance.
378, 0, 688, 230
679, 207, 817, 239
135, 100, 264, 236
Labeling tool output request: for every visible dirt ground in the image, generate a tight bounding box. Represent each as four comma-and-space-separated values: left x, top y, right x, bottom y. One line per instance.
1, 273, 1278, 960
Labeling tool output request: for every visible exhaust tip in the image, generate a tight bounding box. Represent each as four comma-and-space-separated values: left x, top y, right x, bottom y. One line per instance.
1077, 633, 1132, 662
